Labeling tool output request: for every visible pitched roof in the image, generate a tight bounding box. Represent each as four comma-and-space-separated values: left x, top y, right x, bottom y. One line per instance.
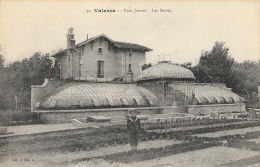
52, 33, 152, 57
114, 41, 152, 51
77, 33, 113, 47
52, 49, 67, 57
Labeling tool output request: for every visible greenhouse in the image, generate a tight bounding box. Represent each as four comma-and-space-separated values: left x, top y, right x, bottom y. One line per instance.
36, 83, 158, 110
192, 85, 244, 105
136, 61, 196, 107
136, 61, 244, 107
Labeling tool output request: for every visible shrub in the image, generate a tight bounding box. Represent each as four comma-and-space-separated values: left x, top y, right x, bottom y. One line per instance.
0, 111, 39, 125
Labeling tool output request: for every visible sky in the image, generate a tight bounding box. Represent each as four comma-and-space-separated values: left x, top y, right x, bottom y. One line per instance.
0, 0, 259, 66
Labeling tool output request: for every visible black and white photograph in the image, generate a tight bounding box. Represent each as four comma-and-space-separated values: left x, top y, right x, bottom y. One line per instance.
0, 0, 259, 167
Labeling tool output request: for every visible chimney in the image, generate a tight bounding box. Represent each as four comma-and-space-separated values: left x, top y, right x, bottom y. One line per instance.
201, 50, 205, 57
86, 34, 88, 40
67, 27, 76, 48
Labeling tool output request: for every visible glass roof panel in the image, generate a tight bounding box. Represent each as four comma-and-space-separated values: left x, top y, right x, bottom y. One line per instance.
191, 85, 244, 105
136, 62, 195, 81
37, 83, 157, 110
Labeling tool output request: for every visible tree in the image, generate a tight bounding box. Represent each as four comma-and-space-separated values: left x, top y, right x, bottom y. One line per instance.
227, 60, 260, 107
180, 62, 192, 70
0, 54, 4, 69
193, 42, 234, 79
0, 52, 54, 110
141, 63, 152, 71
0, 54, 6, 110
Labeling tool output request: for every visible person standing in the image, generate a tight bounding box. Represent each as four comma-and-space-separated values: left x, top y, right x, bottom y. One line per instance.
126, 109, 141, 151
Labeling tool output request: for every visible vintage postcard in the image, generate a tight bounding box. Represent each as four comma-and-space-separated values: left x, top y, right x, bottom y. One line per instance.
0, 0, 259, 167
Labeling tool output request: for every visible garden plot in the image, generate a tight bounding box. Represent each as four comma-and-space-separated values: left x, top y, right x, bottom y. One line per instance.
129, 146, 260, 167
245, 162, 260, 167
0, 139, 183, 166
2, 120, 260, 167
248, 138, 260, 144
193, 126, 260, 138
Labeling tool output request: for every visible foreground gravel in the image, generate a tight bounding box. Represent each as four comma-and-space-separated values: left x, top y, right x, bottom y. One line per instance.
0, 139, 182, 167
2, 143, 259, 167
129, 146, 260, 167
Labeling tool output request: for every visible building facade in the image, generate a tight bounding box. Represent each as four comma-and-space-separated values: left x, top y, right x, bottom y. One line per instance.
52, 27, 152, 82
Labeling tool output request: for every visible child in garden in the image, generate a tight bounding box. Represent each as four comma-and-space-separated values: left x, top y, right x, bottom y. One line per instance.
126, 109, 141, 152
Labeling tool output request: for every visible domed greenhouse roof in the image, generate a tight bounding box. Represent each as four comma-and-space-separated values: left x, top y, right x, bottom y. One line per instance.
136, 62, 195, 81
36, 83, 157, 110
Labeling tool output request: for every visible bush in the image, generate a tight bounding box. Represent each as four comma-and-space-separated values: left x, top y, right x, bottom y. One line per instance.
0, 111, 13, 122
0, 111, 39, 124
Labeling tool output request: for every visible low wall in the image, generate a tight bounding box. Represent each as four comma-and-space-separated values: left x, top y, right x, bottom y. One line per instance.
36, 107, 163, 124
36, 106, 188, 124
31, 79, 65, 112
36, 103, 246, 124
162, 106, 187, 114
187, 103, 246, 116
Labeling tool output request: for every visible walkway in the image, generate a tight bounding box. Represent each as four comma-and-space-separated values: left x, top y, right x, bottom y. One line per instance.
0, 123, 82, 137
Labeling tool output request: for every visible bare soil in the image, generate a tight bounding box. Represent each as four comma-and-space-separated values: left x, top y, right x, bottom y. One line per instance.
2, 121, 260, 167
129, 147, 260, 167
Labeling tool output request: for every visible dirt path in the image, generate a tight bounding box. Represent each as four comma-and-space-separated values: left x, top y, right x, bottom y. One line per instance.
1, 123, 81, 137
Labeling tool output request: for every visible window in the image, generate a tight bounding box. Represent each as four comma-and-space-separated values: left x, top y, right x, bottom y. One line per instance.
98, 48, 102, 54
97, 60, 104, 78
128, 64, 132, 72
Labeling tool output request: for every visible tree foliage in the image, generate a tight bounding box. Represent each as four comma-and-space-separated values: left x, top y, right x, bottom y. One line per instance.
180, 62, 192, 70
227, 60, 260, 106
190, 41, 259, 104
0, 52, 54, 110
141, 63, 152, 71
193, 42, 234, 78
0, 54, 6, 110
0, 55, 4, 69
